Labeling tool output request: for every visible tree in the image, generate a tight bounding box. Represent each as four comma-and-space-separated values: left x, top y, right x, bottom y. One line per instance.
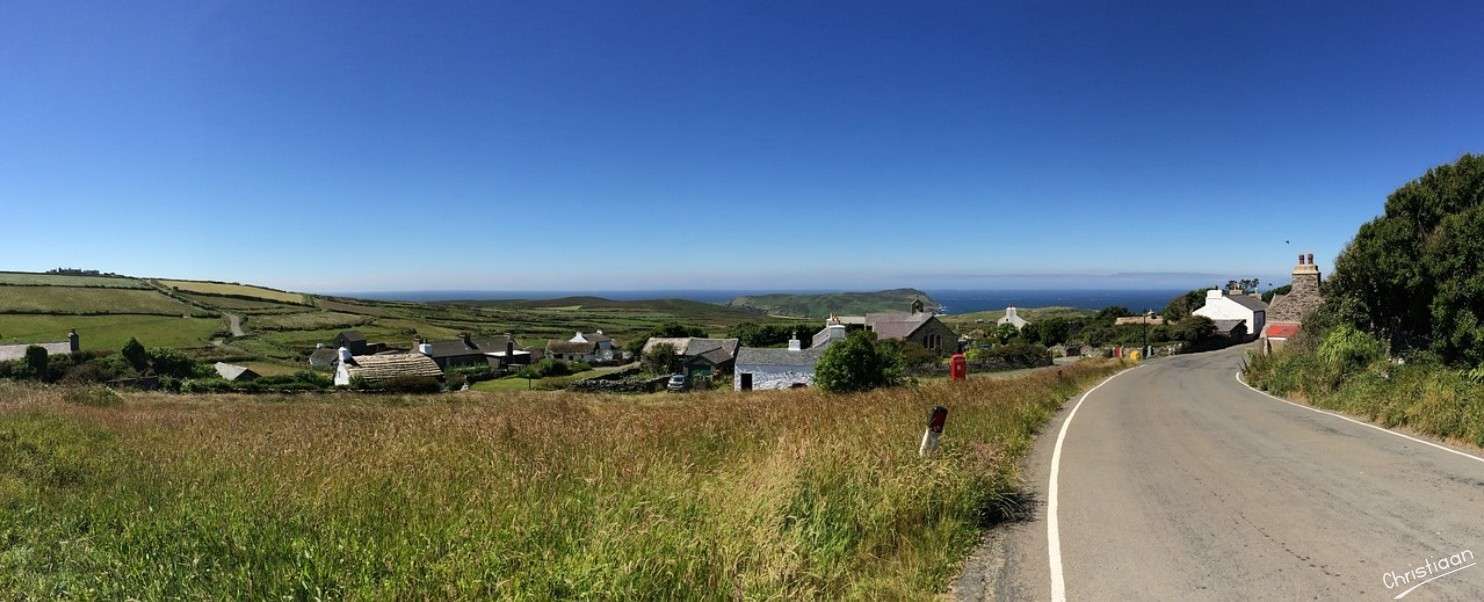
1261, 284, 1292, 303
147, 347, 199, 379
992, 323, 1019, 345
1096, 306, 1134, 321
23, 345, 48, 379
121, 338, 150, 373
642, 342, 682, 375
1324, 154, 1484, 363
814, 330, 903, 393
1162, 288, 1210, 322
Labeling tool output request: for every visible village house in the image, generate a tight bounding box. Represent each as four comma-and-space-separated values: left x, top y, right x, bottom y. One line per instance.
641, 337, 740, 377
333, 330, 372, 355
1192, 289, 1266, 341
734, 335, 826, 391
997, 307, 1029, 330
546, 331, 620, 364
307, 344, 339, 370
864, 308, 958, 355
0, 329, 79, 363
1263, 253, 1326, 354
415, 333, 505, 370
812, 316, 850, 348
213, 362, 260, 382
333, 348, 444, 387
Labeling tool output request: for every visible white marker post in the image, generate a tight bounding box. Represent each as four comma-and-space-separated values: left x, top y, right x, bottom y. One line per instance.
919, 405, 948, 457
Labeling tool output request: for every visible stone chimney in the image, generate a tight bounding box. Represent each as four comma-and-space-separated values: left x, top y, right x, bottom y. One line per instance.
788, 336, 802, 351
1292, 252, 1321, 292
505, 333, 515, 356
67, 329, 79, 353
460, 332, 473, 347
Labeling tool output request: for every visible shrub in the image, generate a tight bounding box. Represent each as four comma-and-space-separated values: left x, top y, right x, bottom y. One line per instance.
983, 342, 1052, 369
520, 359, 573, 379
23, 346, 48, 379
642, 343, 682, 375
121, 338, 150, 373
814, 330, 903, 393
63, 386, 123, 407
1317, 324, 1387, 376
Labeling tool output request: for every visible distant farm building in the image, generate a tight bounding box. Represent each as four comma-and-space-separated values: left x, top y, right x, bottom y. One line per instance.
1193, 290, 1266, 341
865, 310, 957, 355
0, 329, 79, 363
997, 307, 1029, 330
642, 337, 740, 377
734, 335, 826, 391
546, 331, 620, 364
334, 350, 443, 387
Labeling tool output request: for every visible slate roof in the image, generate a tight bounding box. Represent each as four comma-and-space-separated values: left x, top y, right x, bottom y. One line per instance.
866, 312, 937, 341
1226, 295, 1268, 311
344, 353, 443, 383
213, 362, 258, 381
641, 337, 739, 359
547, 340, 599, 355
336, 330, 367, 343
308, 347, 339, 367
735, 347, 825, 367
0, 341, 72, 363
423, 337, 506, 358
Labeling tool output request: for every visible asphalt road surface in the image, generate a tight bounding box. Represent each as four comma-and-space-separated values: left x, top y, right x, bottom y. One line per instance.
954, 345, 1484, 601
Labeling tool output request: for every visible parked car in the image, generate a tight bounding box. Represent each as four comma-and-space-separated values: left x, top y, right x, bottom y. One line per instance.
666, 373, 688, 392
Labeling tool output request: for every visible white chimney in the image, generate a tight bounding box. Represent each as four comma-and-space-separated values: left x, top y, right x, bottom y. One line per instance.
569, 332, 588, 343
337, 346, 353, 363
316, 342, 324, 349
418, 341, 434, 355
1207, 289, 1224, 300
788, 336, 801, 351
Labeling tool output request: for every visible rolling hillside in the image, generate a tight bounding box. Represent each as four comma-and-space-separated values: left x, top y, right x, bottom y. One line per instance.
726, 288, 940, 318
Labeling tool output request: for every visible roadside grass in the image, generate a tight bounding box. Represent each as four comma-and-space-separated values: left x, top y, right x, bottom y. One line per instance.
157, 280, 307, 305
0, 359, 1120, 599
0, 273, 147, 288
0, 286, 201, 315
0, 315, 223, 351
1245, 347, 1484, 448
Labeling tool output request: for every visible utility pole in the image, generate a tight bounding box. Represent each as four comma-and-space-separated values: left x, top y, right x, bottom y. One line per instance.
1143, 309, 1152, 358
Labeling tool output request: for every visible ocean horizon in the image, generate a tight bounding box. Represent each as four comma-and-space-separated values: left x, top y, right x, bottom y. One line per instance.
330, 288, 1193, 315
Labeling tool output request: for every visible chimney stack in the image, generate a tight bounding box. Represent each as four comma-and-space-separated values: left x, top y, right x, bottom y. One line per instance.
67, 329, 79, 353
788, 336, 802, 351
460, 332, 472, 347
505, 333, 515, 356
337, 346, 353, 363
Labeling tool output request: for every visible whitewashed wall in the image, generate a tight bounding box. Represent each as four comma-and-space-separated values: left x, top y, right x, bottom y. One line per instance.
734, 364, 815, 390
1192, 291, 1264, 336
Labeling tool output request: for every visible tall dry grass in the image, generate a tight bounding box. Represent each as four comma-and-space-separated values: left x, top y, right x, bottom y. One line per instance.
0, 361, 1120, 599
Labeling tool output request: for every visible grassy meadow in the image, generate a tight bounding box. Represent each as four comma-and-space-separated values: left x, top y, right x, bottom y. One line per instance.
158, 279, 309, 305
0, 359, 1120, 599
0, 314, 224, 351
0, 286, 201, 315
0, 273, 146, 288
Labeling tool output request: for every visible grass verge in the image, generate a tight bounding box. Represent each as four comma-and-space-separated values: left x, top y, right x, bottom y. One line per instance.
0, 360, 1120, 599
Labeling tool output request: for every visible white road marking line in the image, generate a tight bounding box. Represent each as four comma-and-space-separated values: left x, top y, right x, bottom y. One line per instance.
1234, 371, 1484, 466
1394, 562, 1477, 599
1048, 365, 1142, 602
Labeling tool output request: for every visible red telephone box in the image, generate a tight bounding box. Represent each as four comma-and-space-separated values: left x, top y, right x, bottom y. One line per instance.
949, 352, 968, 381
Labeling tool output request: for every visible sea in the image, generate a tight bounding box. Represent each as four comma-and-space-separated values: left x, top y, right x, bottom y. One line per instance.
338, 289, 1187, 315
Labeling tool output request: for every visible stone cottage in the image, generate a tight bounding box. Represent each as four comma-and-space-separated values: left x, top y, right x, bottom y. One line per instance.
1263, 253, 1326, 353
734, 336, 826, 391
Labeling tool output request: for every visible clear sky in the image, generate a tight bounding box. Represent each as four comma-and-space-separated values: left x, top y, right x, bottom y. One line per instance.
3, 1, 1481, 292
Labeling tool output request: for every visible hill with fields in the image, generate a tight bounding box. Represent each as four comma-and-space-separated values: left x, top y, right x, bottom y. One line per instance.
0, 271, 805, 375
726, 288, 940, 319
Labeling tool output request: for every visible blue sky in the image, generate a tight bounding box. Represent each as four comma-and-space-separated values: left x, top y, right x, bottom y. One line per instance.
3, 1, 1481, 293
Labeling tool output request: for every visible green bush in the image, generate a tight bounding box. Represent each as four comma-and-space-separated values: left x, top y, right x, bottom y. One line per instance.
520, 358, 573, 379
814, 331, 903, 393
63, 386, 123, 407
1317, 324, 1387, 376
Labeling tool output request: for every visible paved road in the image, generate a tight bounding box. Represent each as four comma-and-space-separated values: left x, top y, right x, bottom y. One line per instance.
955, 345, 1484, 601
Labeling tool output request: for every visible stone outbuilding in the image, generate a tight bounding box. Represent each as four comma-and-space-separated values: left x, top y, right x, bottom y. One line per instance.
1263, 253, 1326, 353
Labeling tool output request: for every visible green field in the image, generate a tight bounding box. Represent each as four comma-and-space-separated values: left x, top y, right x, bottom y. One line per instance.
0, 286, 202, 315
0, 314, 223, 350
471, 365, 629, 391
245, 311, 375, 331
0, 360, 1119, 598
0, 273, 147, 288
157, 280, 307, 305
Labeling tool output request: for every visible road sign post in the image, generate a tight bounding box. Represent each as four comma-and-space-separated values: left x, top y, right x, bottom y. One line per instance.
919, 405, 948, 457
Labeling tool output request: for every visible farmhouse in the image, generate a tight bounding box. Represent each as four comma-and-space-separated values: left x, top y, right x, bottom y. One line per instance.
416, 333, 512, 370
1263, 253, 1326, 353
334, 330, 371, 355
333, 349, 443, 387
213, 362, 260, 382
484, 334, 536, 371
0, 329, 79, 363
734, 336, 826, 391
997, 307, 1029, 330
865, 310, 957, 355
307, 344, 339, 369
811, 316, 849, 348
641, 337, 740, 377
546, 331, 620, 364
1192, 289, 1266, 342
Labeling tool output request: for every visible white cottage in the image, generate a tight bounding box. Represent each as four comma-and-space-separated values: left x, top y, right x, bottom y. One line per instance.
734, 336, 826, 391
1192, 290, 1266, 340
997, 307, 1029, 330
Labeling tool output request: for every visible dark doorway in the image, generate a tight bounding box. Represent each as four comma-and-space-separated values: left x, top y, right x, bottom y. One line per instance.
740, 373, 753, 391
